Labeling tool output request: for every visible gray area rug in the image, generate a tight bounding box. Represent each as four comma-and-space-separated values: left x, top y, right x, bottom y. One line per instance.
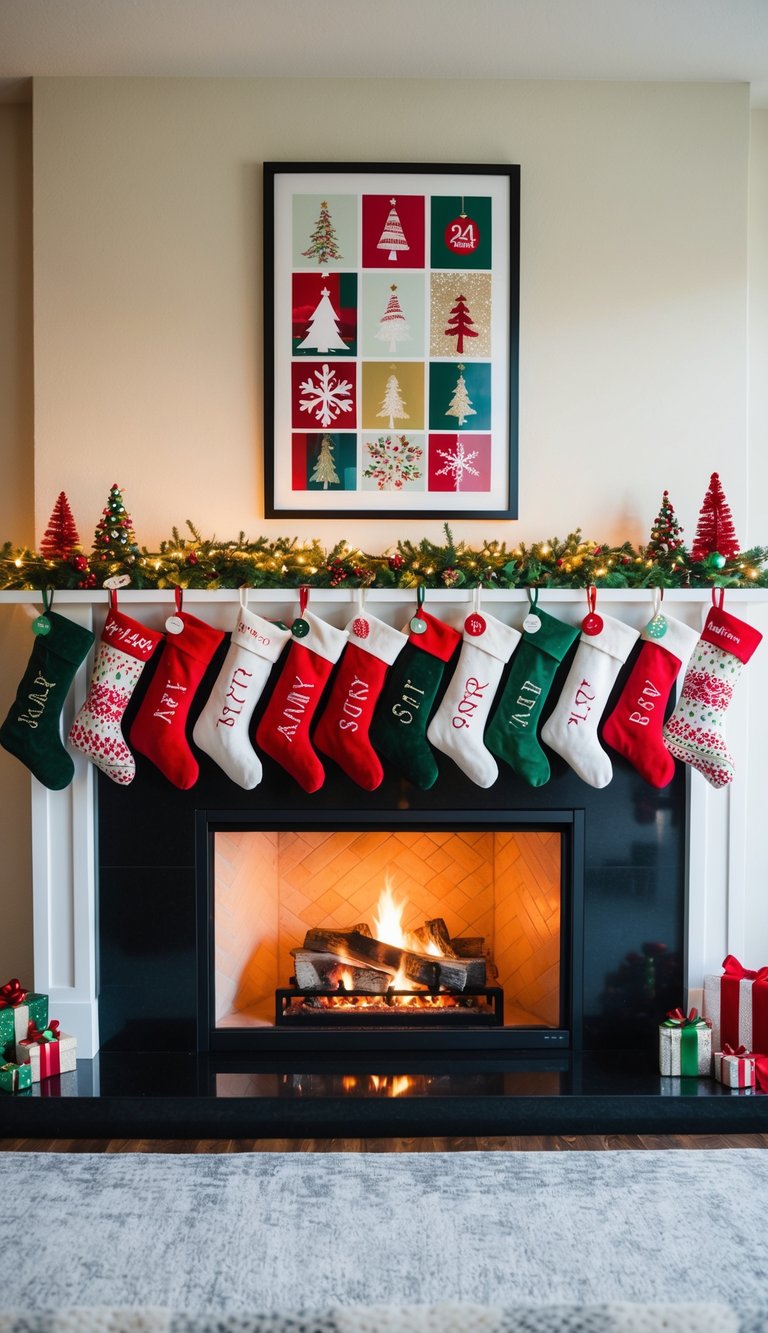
0, 1305, 751, 1332
0, 1151, 767, 1321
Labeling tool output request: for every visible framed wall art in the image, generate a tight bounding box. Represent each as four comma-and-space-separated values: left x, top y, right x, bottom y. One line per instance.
263, 162, 520, 520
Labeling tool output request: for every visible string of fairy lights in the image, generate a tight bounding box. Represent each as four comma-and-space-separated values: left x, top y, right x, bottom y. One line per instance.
2, 481, 766, 592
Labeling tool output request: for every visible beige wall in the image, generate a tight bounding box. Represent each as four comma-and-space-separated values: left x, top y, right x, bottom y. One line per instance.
32, 78, 750, 549
1, 78, 767, 971
0, 104, 34, 982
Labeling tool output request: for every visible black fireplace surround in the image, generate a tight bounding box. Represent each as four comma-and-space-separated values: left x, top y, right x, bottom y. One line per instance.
97, 654, 688, 1060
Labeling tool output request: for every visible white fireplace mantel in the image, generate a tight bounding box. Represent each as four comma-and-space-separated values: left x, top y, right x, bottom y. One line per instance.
3, 585, 766, 1057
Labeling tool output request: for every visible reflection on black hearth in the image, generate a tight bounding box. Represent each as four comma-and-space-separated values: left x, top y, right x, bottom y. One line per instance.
595, 940, 680, 1048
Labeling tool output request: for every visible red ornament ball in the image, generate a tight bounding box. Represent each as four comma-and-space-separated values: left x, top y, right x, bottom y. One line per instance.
70, 553, 88, 572
388, 554, 403, 571
186, 552, 199, 565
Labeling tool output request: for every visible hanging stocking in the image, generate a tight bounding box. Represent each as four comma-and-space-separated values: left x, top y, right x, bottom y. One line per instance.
602, 593, 699, 788
486, 595, 580, 788
68, 593, 163, 785
369, 594, 461, 790
540, 588, 639, 789
129, 588, 225, 789
192, 592, 291, 790
662, 589, 762, 788
0, 591, 95, 791
255, 594, 347, 793
426, 596, 520, 788
313, 599, 407, 791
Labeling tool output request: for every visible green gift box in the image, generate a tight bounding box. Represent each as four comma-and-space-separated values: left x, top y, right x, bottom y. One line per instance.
0, 1061, 33, 1094
0, 981, 49, 1060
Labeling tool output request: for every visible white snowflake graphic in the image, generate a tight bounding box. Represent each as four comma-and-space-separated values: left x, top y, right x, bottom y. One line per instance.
434, 439, 481, 491
299, 363, 354, 429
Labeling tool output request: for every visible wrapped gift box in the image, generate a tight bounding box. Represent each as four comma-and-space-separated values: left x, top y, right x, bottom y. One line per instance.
659, 1008, 712, 1075
0, 1061, 33, 1094
15, 1023, 76, 1083
703, 955, 768, 1053
0, 979, 49, 1059
714, 1046, 756, 1088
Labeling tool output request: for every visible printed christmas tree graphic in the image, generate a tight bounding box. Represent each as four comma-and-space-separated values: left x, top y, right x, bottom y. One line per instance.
377, 370, 409, 430
377, 199, 409, 262
445, 365, 477, 428
435, 438, 480, 492
363, 435, 423, 491
691, 472, 740, 563
297, 287, 347, 353
310, 434, 341, 489
444, 293, 478, 355
375, 284, 410, 354
92, 483, 139, 561
40, 492, 80, 559
298, 363, 354, 429
302, 200, 343, 267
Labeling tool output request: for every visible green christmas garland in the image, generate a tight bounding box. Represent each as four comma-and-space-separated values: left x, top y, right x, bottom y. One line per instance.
1, 522, 767, 593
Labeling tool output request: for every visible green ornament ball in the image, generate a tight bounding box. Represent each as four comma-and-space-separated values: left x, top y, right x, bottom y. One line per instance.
706, 551, 726, 570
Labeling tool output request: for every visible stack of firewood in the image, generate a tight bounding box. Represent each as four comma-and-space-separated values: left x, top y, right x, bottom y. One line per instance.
290, 918, 490, 994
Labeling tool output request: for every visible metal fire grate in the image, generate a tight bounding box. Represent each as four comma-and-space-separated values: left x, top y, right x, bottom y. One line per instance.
275, 987, 505, 1027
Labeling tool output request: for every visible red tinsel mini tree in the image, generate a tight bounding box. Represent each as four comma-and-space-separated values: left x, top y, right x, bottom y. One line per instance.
39, 492, 80, 559
691, 472, 740, 563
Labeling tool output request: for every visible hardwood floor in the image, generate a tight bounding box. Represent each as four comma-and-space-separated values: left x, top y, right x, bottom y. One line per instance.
2, 1133, 768, 1152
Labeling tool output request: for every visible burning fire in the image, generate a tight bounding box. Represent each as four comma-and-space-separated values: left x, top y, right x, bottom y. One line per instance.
373, 876, 442, 992
341, 1074, 414, 1097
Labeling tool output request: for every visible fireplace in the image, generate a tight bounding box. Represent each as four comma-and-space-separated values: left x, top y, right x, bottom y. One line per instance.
94, 659, 687, 1057
201, 810, 583, 1051
19, 587, 750, 1064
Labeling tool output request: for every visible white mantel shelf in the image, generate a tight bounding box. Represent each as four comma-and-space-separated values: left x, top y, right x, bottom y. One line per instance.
2, 586, 766, 1057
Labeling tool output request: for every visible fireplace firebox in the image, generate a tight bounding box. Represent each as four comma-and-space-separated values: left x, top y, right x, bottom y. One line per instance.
199, 809, 584, 1053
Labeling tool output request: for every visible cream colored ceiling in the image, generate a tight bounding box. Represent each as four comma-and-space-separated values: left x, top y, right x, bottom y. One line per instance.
1, 0, 767, 105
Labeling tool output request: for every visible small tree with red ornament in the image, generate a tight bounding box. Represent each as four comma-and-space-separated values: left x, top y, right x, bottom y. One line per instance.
92, 483, 139, 562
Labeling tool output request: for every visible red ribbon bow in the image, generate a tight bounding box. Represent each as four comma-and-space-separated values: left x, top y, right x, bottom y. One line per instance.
25, 1020, 60, 1045
0, 978, 27, 1008
721, 1043, 750, 1058
665, 1007, 703, 1026
722, 955, 768, 984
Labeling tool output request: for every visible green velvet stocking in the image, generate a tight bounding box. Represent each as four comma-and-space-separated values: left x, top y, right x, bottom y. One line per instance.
486, 607, 578, 787
370, 609, 461, 790
0, 611, 95, 790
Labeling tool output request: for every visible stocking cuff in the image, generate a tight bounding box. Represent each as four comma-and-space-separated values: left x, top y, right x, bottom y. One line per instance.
701, 606, 763, 665
101, 608, 163, 663
45, 612, 96, 666
345, 612, 407, 665
641, 614, 699, 667
408, 608, 462, 661
461, 611, 520, 664
300, 610, 348, 665
580, 612, 638, 663
173, 612, 225, 664
523, 608, 579, 663
231, 607, 291, 663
